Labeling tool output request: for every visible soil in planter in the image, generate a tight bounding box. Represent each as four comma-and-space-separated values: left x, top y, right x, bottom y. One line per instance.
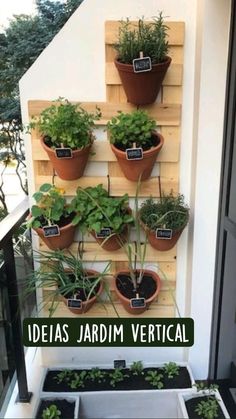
64, 274, 100, 300
36, 213, 75, 228
114, 134, 160, 152
116, 273, 157, 299
36, 399, 75, 419
185, 395, 225, 419
43, 367, 192, 392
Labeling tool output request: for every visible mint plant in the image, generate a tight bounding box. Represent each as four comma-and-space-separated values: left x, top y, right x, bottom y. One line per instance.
163, 362, 180, 379
42, 404, 61, 419
29, 98, 101, 149
145, 371, 164, 389
69, 184, 133, 234
27, 183, 69, 229
115, 13, 169, 64
107, 110, 157, 150
109, 368, 129, 388
130, 361, 144, 376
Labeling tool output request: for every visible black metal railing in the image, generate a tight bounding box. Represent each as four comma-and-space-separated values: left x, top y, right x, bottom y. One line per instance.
0, 197, 34, 406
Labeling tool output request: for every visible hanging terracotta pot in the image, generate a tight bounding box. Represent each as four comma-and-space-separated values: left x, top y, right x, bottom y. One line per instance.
61, 270, 103, 314
90, 227, 129, 251
40, 137, 92, 181
113, 269, 161, 315
115, 57, 172, 105
110, 132, 164, 181
34, 220, 76, 250
140, 220, 187, 251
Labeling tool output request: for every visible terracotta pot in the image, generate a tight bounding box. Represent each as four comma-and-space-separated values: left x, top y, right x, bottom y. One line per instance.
113, 269, 161, 315
34, 221, 76, 250
140, 219, 187, 251
90, 225, 129, 251
61, 269, 103, 314
40, 137, 92, 180
110, 132, 164, 181
115, 56, 172, 105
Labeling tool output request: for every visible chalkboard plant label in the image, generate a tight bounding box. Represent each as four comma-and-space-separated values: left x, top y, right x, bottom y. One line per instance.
126, 147, 143, 161
95, 227, 112, 239
133, 56, 152, 73
43, 225, 60, 238
114, 359, 126, 369
156, 228, 173, 240
67, 298, 82, 309
130, 297, 146, 309
55, 147, 72, 159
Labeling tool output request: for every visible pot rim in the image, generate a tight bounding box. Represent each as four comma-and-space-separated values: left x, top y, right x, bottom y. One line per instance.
115, 56, 172, 70
139, 216, 189, 236
40, 135, 93, 154
61, 268, 103, 304
110, 132, 164, 159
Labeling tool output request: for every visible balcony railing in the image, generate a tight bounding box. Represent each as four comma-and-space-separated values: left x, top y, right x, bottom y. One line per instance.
0, 197, 35, 411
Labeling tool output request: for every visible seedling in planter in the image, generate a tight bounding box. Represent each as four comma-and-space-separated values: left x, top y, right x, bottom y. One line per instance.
42, 404, 61, 419
145, 371, 164, 389
163, 362, 180, 379
130, 361, 144, 375
109, 368, 129, 388
195, 398, 219, 419
54, 369, 73, 384
69, 371, 87, 389
88, 367, 106, 383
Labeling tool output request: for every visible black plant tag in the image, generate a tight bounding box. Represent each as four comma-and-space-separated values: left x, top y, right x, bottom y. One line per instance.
133, 57, 152, 73
43, 225, 60, 237
156, 228, 173, 240
130, 297, 146, 309
95, 227, 112, 238
55, 148, 72, 159
67, 298, 82, 309
114, 359, 126, 369
126, 148, 143, 160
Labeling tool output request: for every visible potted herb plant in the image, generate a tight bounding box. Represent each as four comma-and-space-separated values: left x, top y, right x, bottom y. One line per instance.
35, 396, 79, 419
177, 383, 230, 419
25, 249, 109, 316
113, 188, 161, 314
107, 109, 164, 181
29, 98, 101, 180
69, 184, 133, 251
114, 13, 171, 105
27, 183, 76, 250
139, 192, 189, 251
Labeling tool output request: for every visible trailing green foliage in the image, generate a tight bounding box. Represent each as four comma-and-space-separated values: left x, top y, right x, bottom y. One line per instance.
140, 192, 189, 231
114, 13, 169, 64
29, 99, 101, 149
163, 362, 180, 379
109, 368, 129, 388
42, 404, 61, 419
69, 184, 133, 234
27, 183, 69, 229
107, 110, 157, 150
145, 371, 164, 389
130, 361, 144, 375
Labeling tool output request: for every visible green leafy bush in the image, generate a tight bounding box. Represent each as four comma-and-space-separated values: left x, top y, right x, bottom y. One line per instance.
69, 184, 133, 234
42, 404, 61, 419
140, 192, 189, 232
130, 361, 144, 375
107, 110, 157, 150
145, 371, 163, 389
163, 362, 180, 379
29, 98, 101, 149
114, 13, 169, 64
27, 183, 70, 229
109, 368, 128, 388
195, 398, 219, 419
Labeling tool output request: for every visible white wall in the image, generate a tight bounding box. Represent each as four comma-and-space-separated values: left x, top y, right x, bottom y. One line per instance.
19, 0, 231, 378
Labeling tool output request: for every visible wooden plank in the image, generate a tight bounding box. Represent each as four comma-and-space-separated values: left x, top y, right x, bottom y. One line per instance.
38, 241, 177, 263
35, 175, 178, 197
28, 101, 181, 127
163, 86, 182, 104
42, 301, 175, 318
105, 21, 185, 46
32, 135, 179, 163
160, 162, 179, 186
106, 62, 183, 87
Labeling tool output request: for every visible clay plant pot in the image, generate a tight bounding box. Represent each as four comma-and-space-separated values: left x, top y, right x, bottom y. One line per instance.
61, 269, 103, 314
34, 221, 76, 250
115, 56, 172, 105
40, 137, 92, 180
90, 225, 129, 251
110, 132, 164, 181
113, 269, 161, 315
140, 219, 187, 251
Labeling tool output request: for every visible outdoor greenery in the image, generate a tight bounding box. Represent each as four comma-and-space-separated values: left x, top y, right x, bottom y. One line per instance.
42, 404, 61, 419
145, 371, 164, 389
27, 183, 69, 229
29, 99, 101, 149
114, 13, 169, 64
163, 362, 180, 379
130, 361, 144, 375
87, 368, 106, 384
69, 184, 133, 234
0, 0, 83, 213
107, 110, 157, 150
109, 368, 129, 388
194, 383, 220, 419
139, 192, 189, 232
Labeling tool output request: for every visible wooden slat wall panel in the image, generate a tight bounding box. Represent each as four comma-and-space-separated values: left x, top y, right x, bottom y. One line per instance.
28, 20, 184, 318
